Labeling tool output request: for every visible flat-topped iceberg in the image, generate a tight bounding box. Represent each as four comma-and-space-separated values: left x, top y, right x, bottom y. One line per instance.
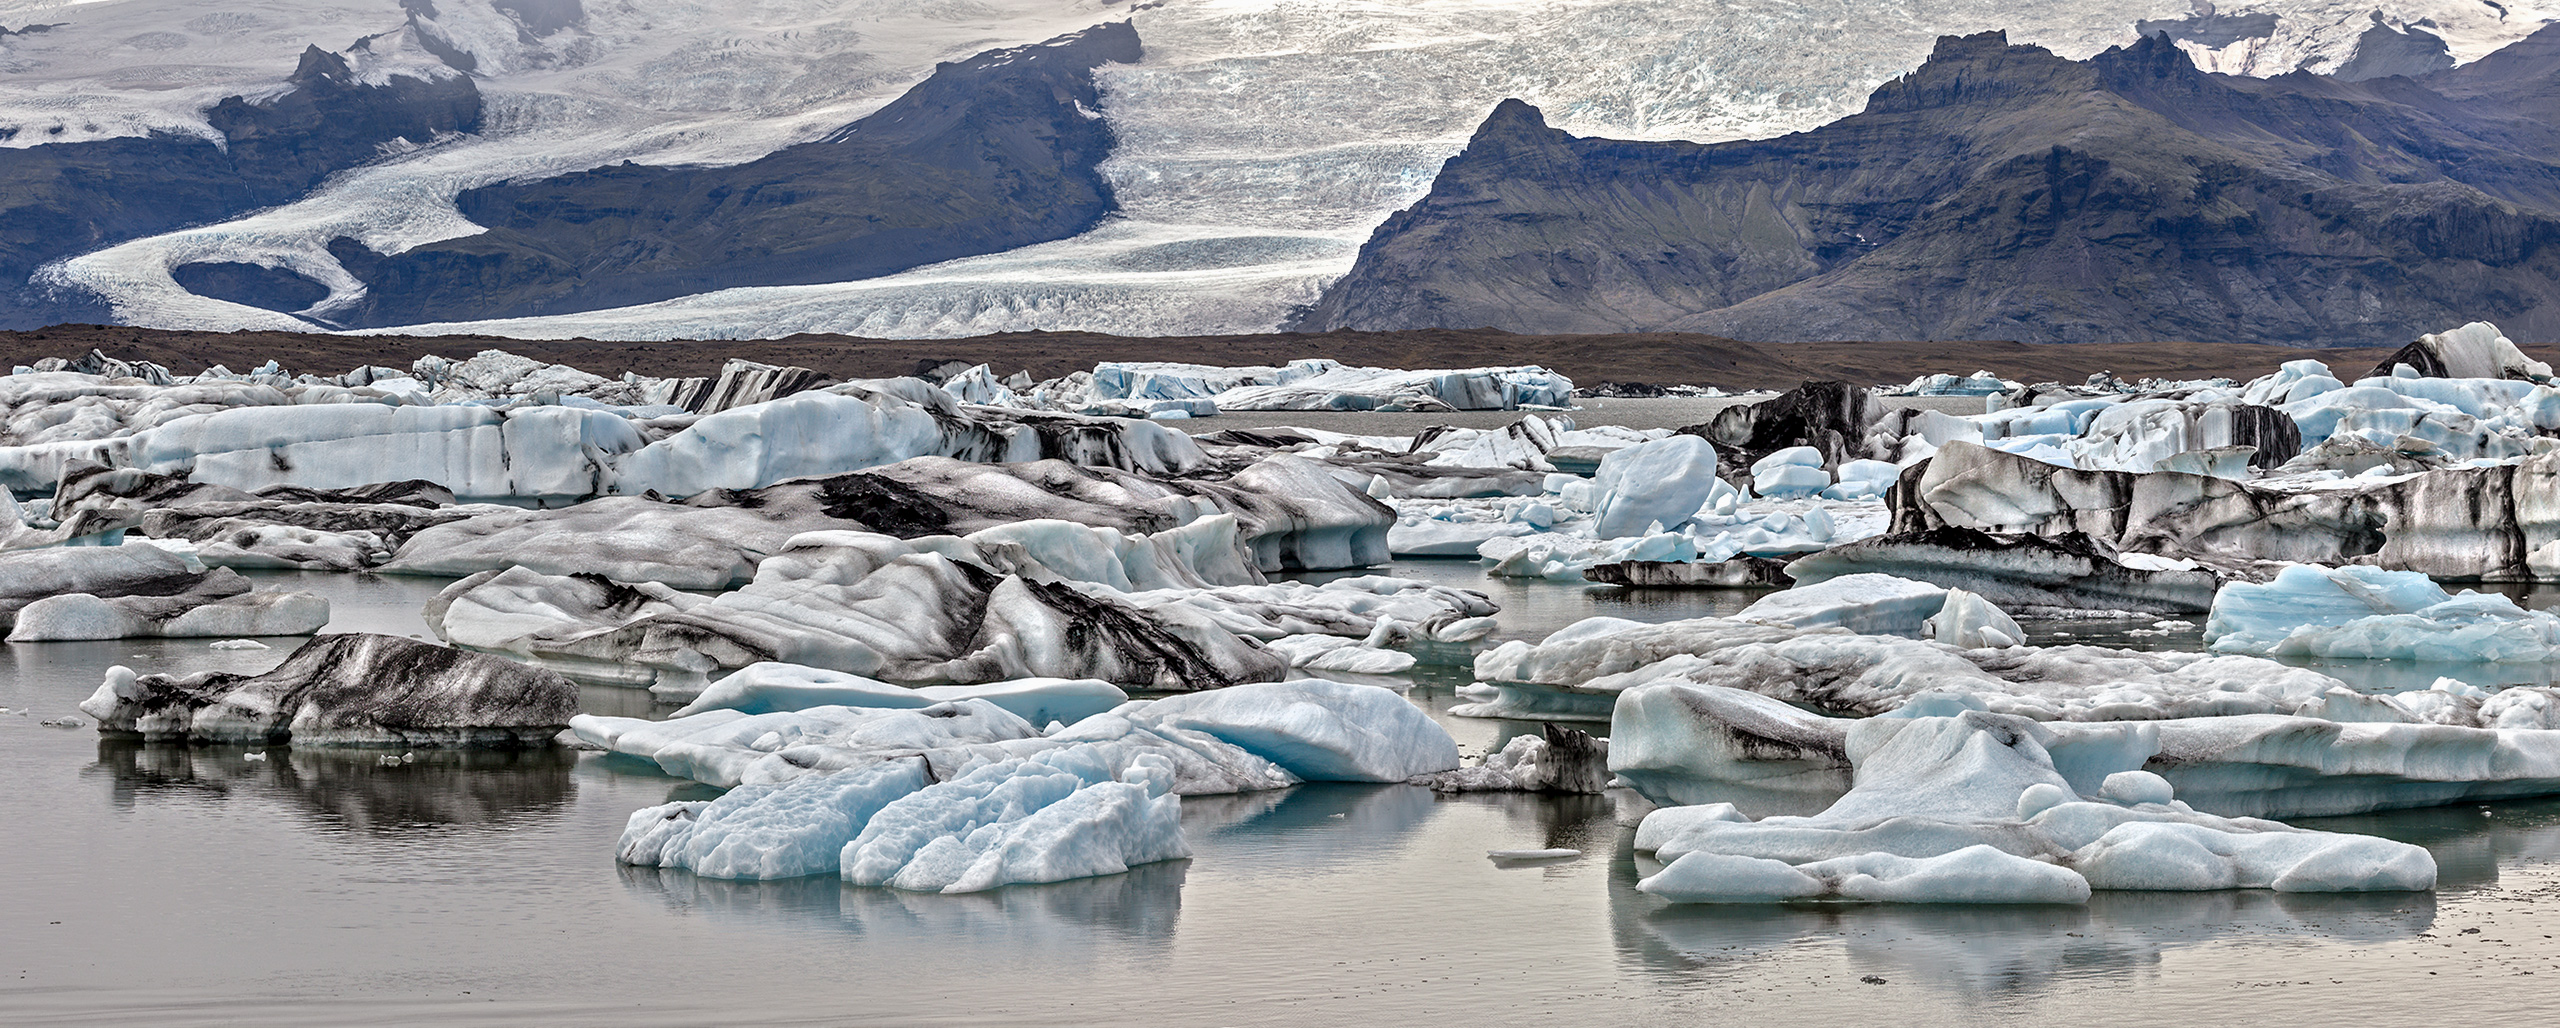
0, 543, 329, 642
1632, 709, 2436, 904
1611, 678, 2560, 820
2206, 563, 2560, 662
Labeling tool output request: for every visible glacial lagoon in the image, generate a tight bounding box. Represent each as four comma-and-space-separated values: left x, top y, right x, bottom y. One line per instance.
8, 567, 2560, 1027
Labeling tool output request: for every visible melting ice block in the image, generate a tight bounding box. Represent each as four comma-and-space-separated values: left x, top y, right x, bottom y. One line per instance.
1590, 435, 1722, 539
1632, 708, 2437, 904
2206, 563, 2560, 662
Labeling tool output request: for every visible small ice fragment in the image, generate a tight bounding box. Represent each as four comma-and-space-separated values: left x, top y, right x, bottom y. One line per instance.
244, 751, 268, 762
41, 717, 85, 729
1488, 848, 1582, 861
209, 639, 271, 650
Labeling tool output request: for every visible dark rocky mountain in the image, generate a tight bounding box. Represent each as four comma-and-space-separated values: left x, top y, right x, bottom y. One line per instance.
1297, 27, 2560, 347
316, 22, 1141, 327
0, 47, 481, 327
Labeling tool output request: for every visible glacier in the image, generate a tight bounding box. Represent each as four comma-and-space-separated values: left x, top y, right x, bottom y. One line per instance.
16, 0, 2548, 338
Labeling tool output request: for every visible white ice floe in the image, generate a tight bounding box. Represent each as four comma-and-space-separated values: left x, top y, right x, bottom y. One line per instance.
584, 678, 1455, 791
1464, 612, 2364, 724
1925, 589, 2023, 649
667, 664, 1127, 730
1733, 573, 1955, 637
1631, 707, 2437, 903
2206, 563, 2560, 662
1610, 677, 2560, 819
0, 365, 1208, 501
1072, 359, 1572, 412
1591, 435, 1725, 539
606, 680, 1455, 888
0, 542, 329, 642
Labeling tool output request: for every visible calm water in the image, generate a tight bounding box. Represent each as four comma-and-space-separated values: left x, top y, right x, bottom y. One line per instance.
9, 569, 2560, 1026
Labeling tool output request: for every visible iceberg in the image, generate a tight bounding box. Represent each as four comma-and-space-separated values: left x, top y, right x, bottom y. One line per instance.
1611, 677, 2560, 819
668, 662, 1129, 727
0, 543, 329, 642
1631, 707, 2437, 903
78, 633, 578, 747
2205, 563, 2560, 662
838, 752, 1191, 893
1732, 573, 1955, 637
580, 679, 1456, 792
1414, 723, 1609, 793
1590, 435, 1723, 538
1787, 527, 2222, 614
1081, 359, 1572, 412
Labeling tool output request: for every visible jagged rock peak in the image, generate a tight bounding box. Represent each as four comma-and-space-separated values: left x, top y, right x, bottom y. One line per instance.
1863, 31, 2083, 114
289, 46, 355, 87
1470, 98, 1557, 145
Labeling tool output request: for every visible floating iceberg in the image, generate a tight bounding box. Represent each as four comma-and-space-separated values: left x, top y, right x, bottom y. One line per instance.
1787, 527, 2222, 614
2206, 563, 2560, 662
606, 680, 1455, 889
1732, 573, 1956, 637
1590, 435, 1724, 539
1465, 613, 2354, 723
0, 363, 1211, 501
1079, 359, 1571, 412
1632, 709, 2436, 903
1414, 723, 1609, 793
0, 543, 329, 642
1611, 677, 2560, 819
79, 633, 578, 747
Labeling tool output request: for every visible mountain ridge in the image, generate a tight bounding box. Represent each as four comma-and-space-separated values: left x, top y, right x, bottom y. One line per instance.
1296, 27, 2560, 347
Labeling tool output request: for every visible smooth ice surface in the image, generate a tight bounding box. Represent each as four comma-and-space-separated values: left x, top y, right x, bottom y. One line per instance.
1611, 675, 2560, 820
670, 662, 1129, 728
1139, 679, 1462, 782
1590, 435, 1721, 539
838, 752, 1190, 893
1734, 574, 1951, 637
2207, 564, 2560, 662
1632, 708, 2437, 903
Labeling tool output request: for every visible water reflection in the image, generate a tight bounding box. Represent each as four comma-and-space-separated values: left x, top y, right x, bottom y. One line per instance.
84, 738, 578, 833
619, 859, 1190, 950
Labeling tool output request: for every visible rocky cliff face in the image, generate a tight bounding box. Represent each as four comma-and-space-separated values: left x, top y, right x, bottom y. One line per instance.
1298, 28, 2560, 346
0, 47, 481, 327
318, 22, 1141, 327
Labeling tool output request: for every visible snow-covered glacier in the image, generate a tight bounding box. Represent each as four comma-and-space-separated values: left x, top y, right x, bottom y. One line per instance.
15, 0, 2555, 337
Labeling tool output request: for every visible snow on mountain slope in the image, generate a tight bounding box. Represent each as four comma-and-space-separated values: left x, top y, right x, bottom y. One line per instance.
16, 0, 2560, 339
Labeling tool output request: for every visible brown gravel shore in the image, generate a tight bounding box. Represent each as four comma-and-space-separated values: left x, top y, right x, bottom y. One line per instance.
5, 323, 2542, 391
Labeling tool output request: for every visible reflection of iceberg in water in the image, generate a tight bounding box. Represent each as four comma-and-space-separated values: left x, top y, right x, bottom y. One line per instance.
611, 782, 1457, 949
2301, 795, 2560, 893
619, 859, 1189, 951
1614, 838, 2438, 998
84, 739, 577, 833
1184, 783, 1442, 872
1593, 797, 2560, 997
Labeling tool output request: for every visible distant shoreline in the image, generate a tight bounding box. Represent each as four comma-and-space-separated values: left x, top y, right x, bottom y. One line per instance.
6, 323, 2496, 394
